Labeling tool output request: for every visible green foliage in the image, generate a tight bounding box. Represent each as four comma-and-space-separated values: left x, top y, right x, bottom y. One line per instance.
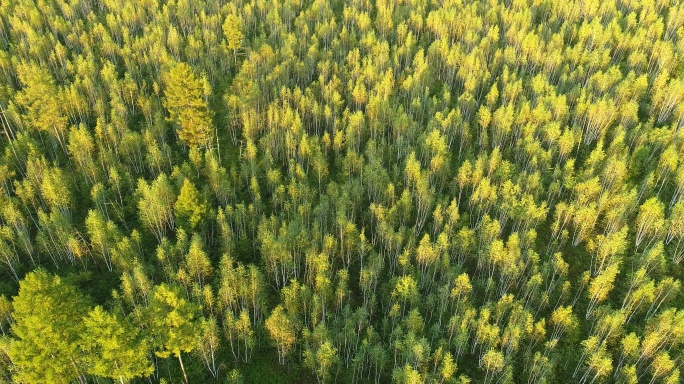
137, 173, 176, 242
2, 0, 684, 382
223, 14, 244, 61
163, 63, 214, 148
147, 283, 200, 359
175, 178, 208, 230
265, 305, 296, 365
82, 306, 153, 381
8, 270, 90, 384
13, 65, 67, 147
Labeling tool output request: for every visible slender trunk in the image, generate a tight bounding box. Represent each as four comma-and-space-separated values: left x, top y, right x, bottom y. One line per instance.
178, 353, 189, 384
70, 357, 86, 384
0, 106, 21, 172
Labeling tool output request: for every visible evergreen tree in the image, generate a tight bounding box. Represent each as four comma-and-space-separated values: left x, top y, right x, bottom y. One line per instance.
163, 63, 214, 148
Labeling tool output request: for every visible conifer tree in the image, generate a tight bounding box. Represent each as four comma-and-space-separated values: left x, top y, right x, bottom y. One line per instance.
163, 63, 214, 148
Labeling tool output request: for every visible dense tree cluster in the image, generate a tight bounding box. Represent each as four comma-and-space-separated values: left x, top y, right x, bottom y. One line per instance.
0, 0, 684, 382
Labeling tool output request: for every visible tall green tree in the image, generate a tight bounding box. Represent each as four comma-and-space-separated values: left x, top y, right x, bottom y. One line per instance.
13, 64, 68, 149
85, 209, 121, 271
8, 270, 90, 384
137, 173, 176, 242
223, 14, 244, 63
147, 283, 200, 384
175, 178, 207, 231
81, 306, 153, 383
163, 63, 214, 148
265, 305, 296, 365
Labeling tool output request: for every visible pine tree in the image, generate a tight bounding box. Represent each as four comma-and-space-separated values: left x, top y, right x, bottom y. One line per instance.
163, 63, 214, 148
175, 178, 207, 231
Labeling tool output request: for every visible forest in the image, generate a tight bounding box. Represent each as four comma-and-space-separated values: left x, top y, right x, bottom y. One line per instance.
0, 0, 684, 382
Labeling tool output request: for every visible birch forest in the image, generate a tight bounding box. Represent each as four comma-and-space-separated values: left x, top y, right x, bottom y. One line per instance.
1, 0, 684, 383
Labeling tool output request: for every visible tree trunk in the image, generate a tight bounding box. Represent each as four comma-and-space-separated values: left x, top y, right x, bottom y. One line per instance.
178, 353, 189, 384
70, 357, 87, 384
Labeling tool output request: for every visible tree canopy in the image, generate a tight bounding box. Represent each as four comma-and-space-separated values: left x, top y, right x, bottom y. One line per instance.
1, 0, 684, 383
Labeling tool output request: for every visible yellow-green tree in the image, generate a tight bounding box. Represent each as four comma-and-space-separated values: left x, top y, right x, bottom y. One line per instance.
265, 305, 296, 365
81, 306, 153, 383
13, 64, 68, 149
163, 63, 214, 148
147, 284, 199, 384
223, 14, 244, 63
8, 270, 90, 384
174, 178, 207, 230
